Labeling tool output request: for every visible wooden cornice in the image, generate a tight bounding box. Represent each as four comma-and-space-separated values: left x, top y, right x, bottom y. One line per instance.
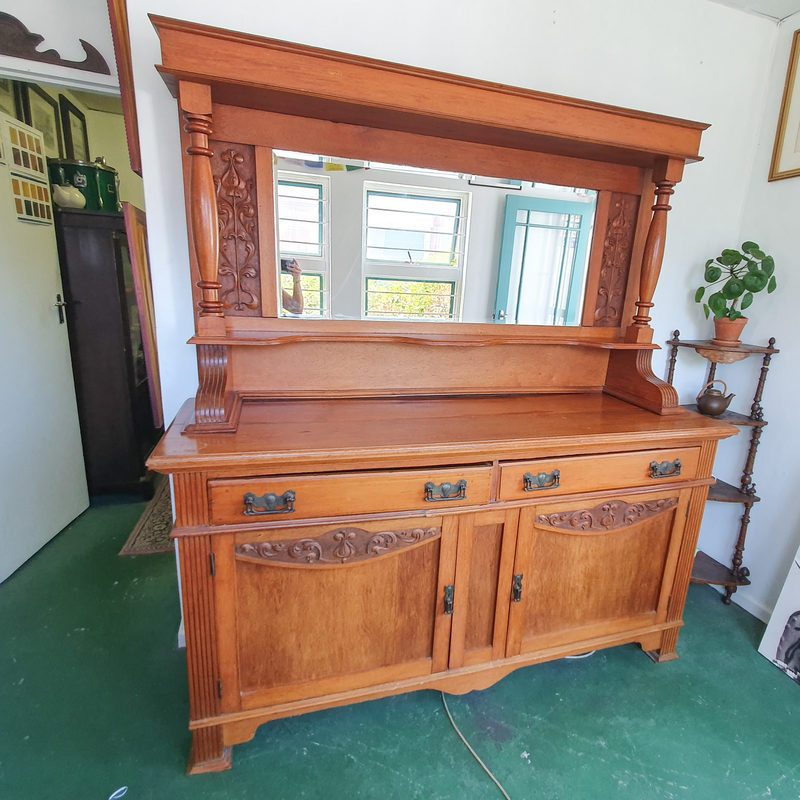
150, 15, 708, 169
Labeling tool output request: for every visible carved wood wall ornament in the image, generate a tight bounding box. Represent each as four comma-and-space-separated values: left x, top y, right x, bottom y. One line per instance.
189, 343, 237, 430
235, 526, 441, 566
211, 142, 261, 315
595, 193, 639, 326
0, 13, 110, 75
535, 497, 678, 533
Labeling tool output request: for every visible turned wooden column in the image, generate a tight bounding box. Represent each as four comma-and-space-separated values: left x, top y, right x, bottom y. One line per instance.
177, 81, 241, 433
626, 158, 684, 343
179, 81, 225, 337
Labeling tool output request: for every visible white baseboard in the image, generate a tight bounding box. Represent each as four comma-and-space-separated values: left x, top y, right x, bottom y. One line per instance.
711, 584, 772, 623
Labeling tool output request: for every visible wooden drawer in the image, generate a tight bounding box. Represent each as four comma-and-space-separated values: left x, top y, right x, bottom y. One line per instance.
209, 465, 493, 525
498, 447, 699, 501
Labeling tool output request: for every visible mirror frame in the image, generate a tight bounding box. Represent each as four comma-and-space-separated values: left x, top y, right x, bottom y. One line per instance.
153, 14, 706, 347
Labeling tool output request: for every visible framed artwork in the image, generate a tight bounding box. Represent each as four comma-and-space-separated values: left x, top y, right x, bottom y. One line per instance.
6, 119, 47, 180
59, 94, 90, 162
123, 203, 164, 428
107, 0, 142, 175
0, 77, 16, 117
26, 85, 63, 159
759, 546, 800, 683
770, 29, 800, 181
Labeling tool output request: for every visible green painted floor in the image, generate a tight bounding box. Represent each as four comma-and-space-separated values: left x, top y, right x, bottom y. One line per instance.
1, 496, 798, 800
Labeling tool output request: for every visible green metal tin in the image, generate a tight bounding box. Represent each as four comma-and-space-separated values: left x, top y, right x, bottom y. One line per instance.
48, 157, 121, 213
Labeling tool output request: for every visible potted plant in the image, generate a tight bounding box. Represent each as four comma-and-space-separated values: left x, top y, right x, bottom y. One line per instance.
694, 241, 777, 346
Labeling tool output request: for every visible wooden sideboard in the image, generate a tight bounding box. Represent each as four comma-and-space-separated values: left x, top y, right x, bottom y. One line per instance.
150, 393, 733, 773
145, 16, 736, 773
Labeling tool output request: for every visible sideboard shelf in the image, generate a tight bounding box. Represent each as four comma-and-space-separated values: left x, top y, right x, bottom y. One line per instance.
667, 331, 778, 604
707, 478, 761, 504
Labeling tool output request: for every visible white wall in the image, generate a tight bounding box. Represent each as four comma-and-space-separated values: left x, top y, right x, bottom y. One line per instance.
126, 0, 792, 614
714, 12, 800, 619
85, 107, 146, 209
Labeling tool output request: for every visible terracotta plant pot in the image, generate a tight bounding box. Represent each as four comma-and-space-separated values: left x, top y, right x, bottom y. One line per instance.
711, 316, 748, 347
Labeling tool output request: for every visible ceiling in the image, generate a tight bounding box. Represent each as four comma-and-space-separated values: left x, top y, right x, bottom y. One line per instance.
709, 0, 800, 20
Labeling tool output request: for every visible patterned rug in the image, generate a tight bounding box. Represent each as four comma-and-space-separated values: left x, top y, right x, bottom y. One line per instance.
119, 480, 174, 555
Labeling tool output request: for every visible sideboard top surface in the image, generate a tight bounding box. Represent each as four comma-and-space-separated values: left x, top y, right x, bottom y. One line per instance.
149, 394, 736, 474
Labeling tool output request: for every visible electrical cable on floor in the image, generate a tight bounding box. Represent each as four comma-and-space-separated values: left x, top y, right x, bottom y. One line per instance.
441, 692, 512, 800
440, 651, 595, 797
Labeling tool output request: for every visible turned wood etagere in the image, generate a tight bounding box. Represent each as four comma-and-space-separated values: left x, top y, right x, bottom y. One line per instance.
146, 16, 736, 774
667, 331, 778, 604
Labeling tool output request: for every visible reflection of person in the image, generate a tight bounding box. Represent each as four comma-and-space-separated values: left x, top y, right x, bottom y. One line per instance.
281, 259, 304, 314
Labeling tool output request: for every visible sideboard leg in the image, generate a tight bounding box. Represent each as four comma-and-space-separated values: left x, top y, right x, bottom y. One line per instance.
645, 627, 680, 663
187, 726, 232, 775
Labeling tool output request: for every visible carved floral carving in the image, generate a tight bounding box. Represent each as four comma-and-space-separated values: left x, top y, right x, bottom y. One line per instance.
235, 526, 441, 566
0, 13, 110, 74
211, 141, 261, 315
594, 193, 639, 327
535, 497, 678, 533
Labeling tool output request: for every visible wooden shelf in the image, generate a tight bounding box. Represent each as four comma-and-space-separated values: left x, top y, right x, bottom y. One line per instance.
668, 330, 777, 604
682, 405, 767, 427
708, 479, 760, 504
691, 550, 751, 588
675, 339, 779, 356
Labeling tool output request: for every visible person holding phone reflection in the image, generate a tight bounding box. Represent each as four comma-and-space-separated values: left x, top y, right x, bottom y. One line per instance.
281, 258, 304, 315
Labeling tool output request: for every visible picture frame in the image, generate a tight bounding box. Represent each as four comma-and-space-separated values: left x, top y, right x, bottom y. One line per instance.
770, 29, 800, 181
0, 76, 16, 118
25, 85, 63, 159
59, 94, 90, 162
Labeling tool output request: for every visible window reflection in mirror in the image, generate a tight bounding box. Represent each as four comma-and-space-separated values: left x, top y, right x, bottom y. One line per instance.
274, 152, 596, 325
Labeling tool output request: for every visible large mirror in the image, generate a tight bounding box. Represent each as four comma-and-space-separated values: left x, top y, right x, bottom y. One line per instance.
274, 151, 597, 325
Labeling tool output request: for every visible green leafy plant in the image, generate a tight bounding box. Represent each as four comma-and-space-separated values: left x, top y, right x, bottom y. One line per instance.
695, 242, 777, 320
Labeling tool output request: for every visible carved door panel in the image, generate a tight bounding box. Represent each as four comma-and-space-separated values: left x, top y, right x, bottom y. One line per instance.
506, 488, 690, 657
448, 508, 520, 669
214, 515, 458, 712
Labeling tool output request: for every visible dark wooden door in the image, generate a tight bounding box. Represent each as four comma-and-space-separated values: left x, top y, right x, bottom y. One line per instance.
54, 209, 160, 493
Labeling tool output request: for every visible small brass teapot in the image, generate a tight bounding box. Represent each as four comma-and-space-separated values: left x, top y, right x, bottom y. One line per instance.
696, 379, 735, 417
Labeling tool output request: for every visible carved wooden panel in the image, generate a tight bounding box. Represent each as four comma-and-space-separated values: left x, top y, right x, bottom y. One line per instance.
195, 344, 229, 424
535, 497, 678, 533
235, 535, 442, 692
210, 140, 261, 315
0, 12, 110, 74
235, 526, 441, 566
594, 192, 640, 327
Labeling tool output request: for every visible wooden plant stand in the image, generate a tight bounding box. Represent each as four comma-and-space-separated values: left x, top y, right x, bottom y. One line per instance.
667, 331, 778, 604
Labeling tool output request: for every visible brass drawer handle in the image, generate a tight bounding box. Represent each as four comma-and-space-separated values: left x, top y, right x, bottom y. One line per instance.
243, 490, 296, 516
424, 480, 467, 502
523, 470, 560, 491
650, 459, 681, 479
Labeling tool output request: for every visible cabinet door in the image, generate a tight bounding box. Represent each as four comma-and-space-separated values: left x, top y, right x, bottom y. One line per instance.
506, 488, 689, 657
448, 508, 520, 669
214, 515, 458, 712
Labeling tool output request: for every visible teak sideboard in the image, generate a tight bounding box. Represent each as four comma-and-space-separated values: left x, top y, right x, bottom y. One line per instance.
146, 16, 737, 774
